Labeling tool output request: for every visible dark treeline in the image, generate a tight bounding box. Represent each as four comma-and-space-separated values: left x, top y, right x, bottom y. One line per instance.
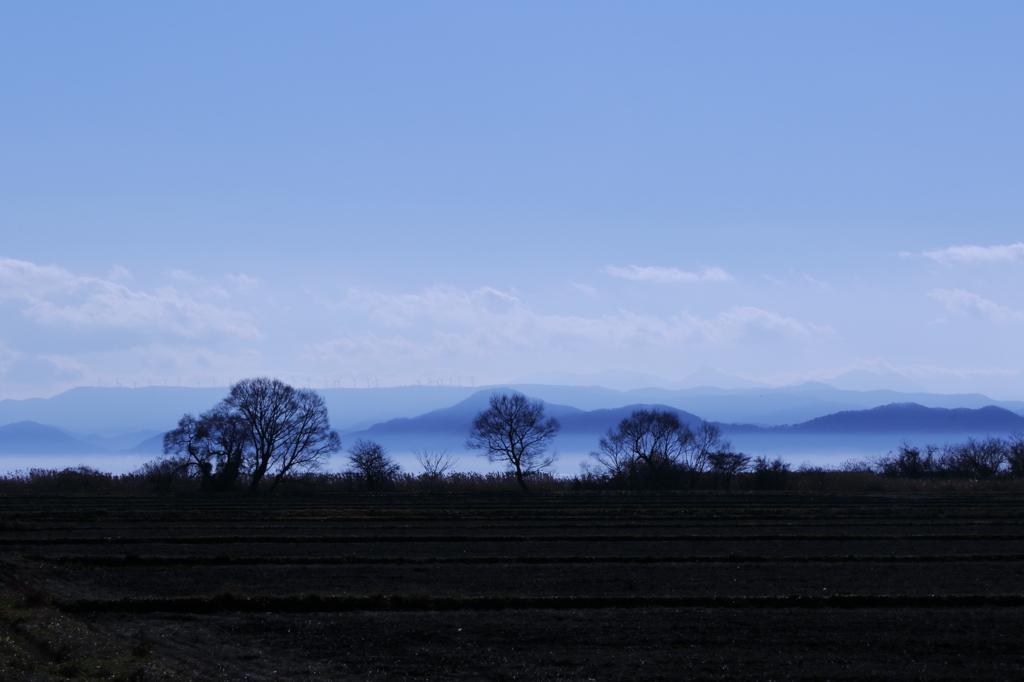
875, 436, 1024, 479
0, 465, 570, 495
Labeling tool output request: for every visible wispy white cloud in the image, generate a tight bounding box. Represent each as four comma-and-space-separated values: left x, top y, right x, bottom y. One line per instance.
923, 243, 1024, 265
0, 257, 261, 339
570, 281, 599, 297
315, 285, 830, 368
168, 269, 198, 281
929, 288, 1024, 323
602, 265, 733, 283
712, 307, 830, 339
759, 273, 830, 290
758, 359, 911, 387
803, 275, 832, 291
226, 273, 260, 291
0, 258, 77, 298
35, 354, 90, 381
123, 343, 265, 377
107, 265, 133, 281
0, 341, 19, 374
899, 364, 1019, 380
758, 359, 1018, 388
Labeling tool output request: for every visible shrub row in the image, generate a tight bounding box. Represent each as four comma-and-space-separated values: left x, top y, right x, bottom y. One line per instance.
874, 436, 1024, 479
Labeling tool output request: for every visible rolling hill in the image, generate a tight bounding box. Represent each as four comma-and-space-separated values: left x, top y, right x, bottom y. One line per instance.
3, 384, 1023, 440
0, 421, 106, 455
786, 403, 1024, 433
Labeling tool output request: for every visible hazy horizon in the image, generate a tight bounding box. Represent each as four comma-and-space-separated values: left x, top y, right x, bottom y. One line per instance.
4, 380, 1024, 476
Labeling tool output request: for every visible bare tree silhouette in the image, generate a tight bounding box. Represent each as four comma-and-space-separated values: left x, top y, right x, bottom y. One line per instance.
466, 391, 559, 492
164, 377, 340, 492
348, 440, 401, 491
414, 449, 459, 485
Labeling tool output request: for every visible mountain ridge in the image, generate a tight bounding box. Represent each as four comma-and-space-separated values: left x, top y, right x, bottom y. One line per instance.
3, 385, 1023, 438
3, 386, 1024, 461
0, 421, 107, 455
783, 402, 1024, 434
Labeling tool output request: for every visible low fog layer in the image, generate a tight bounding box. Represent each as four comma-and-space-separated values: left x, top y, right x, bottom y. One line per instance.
3, 384, 1023, 476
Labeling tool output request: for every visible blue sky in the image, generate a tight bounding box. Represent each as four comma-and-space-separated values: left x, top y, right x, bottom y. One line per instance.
1, 1, 1023, 399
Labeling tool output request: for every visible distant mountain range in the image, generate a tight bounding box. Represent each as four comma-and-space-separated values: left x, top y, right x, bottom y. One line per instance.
339, 393, 1024, 455
3, 385, 1024, 469
356, 394, 706, 440
715, 402, 1024, 435
513, 366, 928, 393
513, 367, 770, 391
0, 421, 160, 456
783, 403, 1024, 434
0, 421, 106, 455
2, 384, 1022, 438
331, 396, 1024, 473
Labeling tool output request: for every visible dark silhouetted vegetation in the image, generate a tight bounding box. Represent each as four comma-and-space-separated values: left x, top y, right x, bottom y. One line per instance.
161, 377, 341, 492
414, 448, 459, 488
875, 435, 1024, 480
465, 391, 560, 491
7, 434, 1024, 496
587, 409, 736, 489
163, 407, 248, 491
707, 451, 751, 489
751, 456, 792, 490
346, 439, 402, 491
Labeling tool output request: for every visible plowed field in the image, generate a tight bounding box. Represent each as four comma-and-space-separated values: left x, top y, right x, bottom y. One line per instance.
3, 491, 1024, 680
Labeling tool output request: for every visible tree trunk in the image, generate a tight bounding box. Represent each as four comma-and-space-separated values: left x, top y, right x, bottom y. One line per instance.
198, 462, 214, 491
213, 455, 242, 492
249, 461, 268, 492
514, 466, 529, 492
267, 470, 286, 493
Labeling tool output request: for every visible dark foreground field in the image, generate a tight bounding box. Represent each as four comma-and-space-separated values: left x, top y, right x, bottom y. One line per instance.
3, 491, 1024, 680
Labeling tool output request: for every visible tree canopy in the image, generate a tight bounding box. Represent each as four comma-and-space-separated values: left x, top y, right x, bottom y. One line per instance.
466, 391, 560, 492
589, 408, 729, 489
163, 377, 340, 491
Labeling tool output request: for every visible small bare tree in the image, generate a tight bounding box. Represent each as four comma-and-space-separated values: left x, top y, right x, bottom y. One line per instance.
348, 439, 402, 491
752, 456, 791, 490
707, 451, 751, 490
466, 391, 559, 492
414, 449, 459, 484
590, 409, 729, 489
680, 421, 727, 488
875, 441, 939, 479
591, 409, 692, 488
938, 437, 1007, 479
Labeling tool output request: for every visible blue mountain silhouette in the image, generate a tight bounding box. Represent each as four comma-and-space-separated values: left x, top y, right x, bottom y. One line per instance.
785, 403, 1024, 433
0, 421, 105, 454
